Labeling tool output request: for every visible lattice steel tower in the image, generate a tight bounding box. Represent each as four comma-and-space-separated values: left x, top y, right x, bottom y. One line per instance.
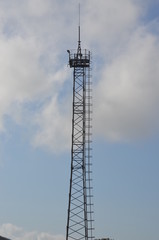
66, 8, 94, 240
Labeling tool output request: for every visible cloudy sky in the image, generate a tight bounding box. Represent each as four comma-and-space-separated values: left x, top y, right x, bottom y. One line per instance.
0, 0, 159, 240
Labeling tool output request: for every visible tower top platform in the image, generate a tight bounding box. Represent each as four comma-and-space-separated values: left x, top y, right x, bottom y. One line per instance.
67, 49, 90, 68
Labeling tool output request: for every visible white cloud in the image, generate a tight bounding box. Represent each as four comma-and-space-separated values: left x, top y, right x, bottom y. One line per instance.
95, 26, 159, 141
0, 223, 65, 240
0, 35, 55, 129
26, 0, 52, 17
83, 0, 141, 54
0, 0, 158, 151
33, 94, 71, 152
0, 0, 70, 132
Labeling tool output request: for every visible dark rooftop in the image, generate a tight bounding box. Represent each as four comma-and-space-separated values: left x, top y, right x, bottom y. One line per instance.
0, 236, 11, 240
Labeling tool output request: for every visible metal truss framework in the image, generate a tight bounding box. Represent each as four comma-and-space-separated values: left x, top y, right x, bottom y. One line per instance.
66, 36, 94, 240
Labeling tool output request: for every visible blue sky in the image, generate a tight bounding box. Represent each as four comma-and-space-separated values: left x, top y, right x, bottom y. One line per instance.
0, 0, 159, 240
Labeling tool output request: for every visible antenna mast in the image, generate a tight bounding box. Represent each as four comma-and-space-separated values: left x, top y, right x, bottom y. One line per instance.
66, 4, 94, 240
78, 3, 81, 56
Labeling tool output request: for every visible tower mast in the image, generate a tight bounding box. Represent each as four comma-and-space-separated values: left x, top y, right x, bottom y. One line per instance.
66, 5, 94, 240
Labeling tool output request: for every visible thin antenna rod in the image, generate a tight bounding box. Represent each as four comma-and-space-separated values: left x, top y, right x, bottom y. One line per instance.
77, 3, 81, 55
78, 3, 81, 43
